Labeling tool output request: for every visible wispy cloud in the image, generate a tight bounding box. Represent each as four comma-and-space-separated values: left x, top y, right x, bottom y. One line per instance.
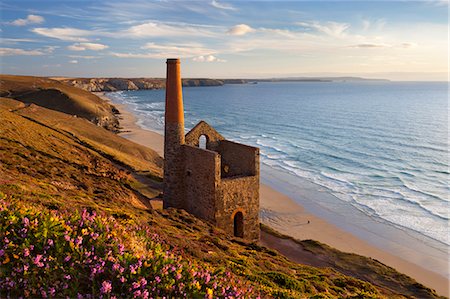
227, 24, 255, 36
31, 27, 94, 41
348, 43, 391, 48
0, 38, 40, 44
0, 47, 45, 56
193, 55, 226, 62
11, 14, 44, 26
123, 21, 217, 38
68, 55, 97, 59
67, 42, 108, 51
297, 21, 350, 38
69, 60, 78, 64
112, 42, 219, 59
211, 0, 236, 11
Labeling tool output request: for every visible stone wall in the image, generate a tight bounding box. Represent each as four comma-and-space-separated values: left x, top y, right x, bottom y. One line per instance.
217, 176, 260, 241
217, 140, 258, 178
183, 145, 220, 222
185, 121, 224, 150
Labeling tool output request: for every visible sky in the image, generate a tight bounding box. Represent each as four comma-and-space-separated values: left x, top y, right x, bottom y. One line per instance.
0, 0, 448, 80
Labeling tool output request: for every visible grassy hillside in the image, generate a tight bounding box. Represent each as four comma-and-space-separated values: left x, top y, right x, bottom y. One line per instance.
0, 91, 444, 298
0, 75, 119, 131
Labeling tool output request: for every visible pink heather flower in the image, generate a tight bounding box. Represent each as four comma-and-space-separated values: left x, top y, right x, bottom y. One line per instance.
118, 244, 125, 254
120, 276, 126, 283
140, 278, 147, 287
74, 236, 83, 246
64, 274, 71, 280
49, 287, 56, 296
23, 217, 30, 226
155, 276, 161, 283
132, 282, 140, 289
23, 248, 30, 257
23, 264, 29, 271
64, 255, 71, 262
64, 235, 71, 242
33, 255, 44, 267
0, 249, 4, 257
175, 273, 181, 280
100, 280, 112, 294
41, 289, 47, 298
133, 290, 141, 298
112, 263, 120, 271
142, 290, 149, 299
47, 239, 54, 246
29, 245, 34, 250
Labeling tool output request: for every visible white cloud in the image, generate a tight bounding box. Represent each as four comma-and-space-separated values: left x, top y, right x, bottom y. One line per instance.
69, 60, 78, 64
227, 24, 255, 36
193, 55, 226, 62
123, 21, 217, 38
348, 43, 391, 48
211, 0, 236, 10
297, 21, 350, 38
11, 14, 44, 26
31, 27, 93, 42
0, 47, 45, 56
67, 42, 108, 51
68, 55, 97, 59
113, 42, 218, 59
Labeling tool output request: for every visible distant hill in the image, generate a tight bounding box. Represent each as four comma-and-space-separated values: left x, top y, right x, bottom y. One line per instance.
0, 75, 120, 131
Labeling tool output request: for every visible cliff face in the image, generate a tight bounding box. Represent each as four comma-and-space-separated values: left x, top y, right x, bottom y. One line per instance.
59, 77, 230, 92
0, 75, 120, 131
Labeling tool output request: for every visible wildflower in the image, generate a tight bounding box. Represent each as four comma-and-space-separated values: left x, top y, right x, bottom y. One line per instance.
74, 236, 83, 246
133, 290, 141, 298
64, 255, 71, 262
206, 288, 213, 299
23, 217, 30, 226
47, 239, 54, 246
23, 248, 30, 257
49, 287, 56, 297
33, 254, 44, 267
140, 278, 147, 287
120, 276, 126, 283
155, 276, 161, 283
100, 280, 112, 294
64, 274, 71, 280
0, 249, 4, 257
142, 290, 149, 299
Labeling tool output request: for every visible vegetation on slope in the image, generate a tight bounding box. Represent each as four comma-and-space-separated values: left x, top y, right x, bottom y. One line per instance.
0, 87, 444, 298
0, 75, 119, 131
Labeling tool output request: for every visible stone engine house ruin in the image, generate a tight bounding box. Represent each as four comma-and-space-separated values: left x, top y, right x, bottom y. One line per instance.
163, 58, 260, 241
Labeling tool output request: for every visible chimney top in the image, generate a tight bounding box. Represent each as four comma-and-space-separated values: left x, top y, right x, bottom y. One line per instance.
166, 58, 180, 64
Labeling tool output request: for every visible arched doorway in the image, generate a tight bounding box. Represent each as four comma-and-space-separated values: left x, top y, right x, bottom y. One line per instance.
233, 211, 244, 238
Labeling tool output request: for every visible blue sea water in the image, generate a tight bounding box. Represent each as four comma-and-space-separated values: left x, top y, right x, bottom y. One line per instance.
108, 81, 449, 260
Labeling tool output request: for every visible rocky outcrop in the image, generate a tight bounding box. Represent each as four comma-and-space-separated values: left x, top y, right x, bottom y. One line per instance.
59, 77, 248, 92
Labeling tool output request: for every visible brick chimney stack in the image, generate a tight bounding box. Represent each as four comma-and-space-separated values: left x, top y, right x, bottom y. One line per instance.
163, 58, 185, 209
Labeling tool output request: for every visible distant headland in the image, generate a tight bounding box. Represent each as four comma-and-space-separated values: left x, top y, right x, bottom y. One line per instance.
51, 76, 389, 92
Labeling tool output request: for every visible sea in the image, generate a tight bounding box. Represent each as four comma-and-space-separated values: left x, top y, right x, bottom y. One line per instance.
107, 81, 449, 276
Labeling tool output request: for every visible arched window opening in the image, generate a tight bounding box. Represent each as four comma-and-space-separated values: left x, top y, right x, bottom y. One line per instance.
199, 135, 207, 149
233, 212, 244, 238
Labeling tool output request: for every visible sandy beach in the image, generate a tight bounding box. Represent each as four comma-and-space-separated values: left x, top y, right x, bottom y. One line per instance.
97, 92, 449, 296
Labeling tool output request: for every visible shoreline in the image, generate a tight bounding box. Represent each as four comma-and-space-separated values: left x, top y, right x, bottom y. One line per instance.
97, 92, 449, 296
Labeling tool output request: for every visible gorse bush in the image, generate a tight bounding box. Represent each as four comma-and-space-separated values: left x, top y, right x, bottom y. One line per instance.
0, 197, 258, 298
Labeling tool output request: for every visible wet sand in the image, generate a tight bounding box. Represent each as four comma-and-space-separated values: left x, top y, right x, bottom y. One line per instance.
97, 92, 449, 297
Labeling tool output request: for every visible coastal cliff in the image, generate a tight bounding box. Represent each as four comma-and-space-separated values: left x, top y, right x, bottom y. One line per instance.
0, 75, 444, 299
56, 77, 242, 92
0, 75, 120, 131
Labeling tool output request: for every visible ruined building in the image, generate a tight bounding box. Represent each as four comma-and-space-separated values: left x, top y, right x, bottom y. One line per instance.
163, 58, 260, 241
